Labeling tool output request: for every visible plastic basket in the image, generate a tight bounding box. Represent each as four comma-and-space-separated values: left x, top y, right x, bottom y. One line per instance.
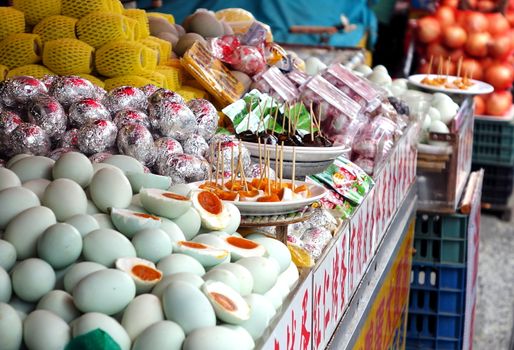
473, 118, 514, 166
472, 162, 514, 206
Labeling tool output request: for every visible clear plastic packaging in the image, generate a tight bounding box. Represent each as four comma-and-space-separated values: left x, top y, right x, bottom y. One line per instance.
250, 67, 299, 102
285, 69, 309, 87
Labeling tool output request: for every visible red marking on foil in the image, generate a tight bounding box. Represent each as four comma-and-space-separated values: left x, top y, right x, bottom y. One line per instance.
94, 120, 109, 127
69, 77, 87, 86
84, 98, 100, 107
121, 87, 136, 96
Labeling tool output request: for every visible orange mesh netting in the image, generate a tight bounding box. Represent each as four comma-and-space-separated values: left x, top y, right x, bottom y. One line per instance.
0, 7, 25, 42
77, 12, 130, 48
0, 33, 42, 69
33, 15, 78, 43
42, 38, 94, 75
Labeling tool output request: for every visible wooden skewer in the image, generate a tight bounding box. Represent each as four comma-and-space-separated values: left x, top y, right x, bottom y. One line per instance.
445, 57, 450, 77
215, 142, 221, 186
287, 101, 292, 135
266, 150, 271, 195
291, 146, 296, 191
272, 100, 280, 136
310, 102, 314, 142
220, 146, 225, 188
258, 136, 263, 170
238, 143, 248, 191
315, 104, 323, 137
293, 102, 302, 134
274, 143, 279, 191
279, 141, 284, 189
438, 55, 443, 77
457, 56, 463, 78
230, 146, 235, 184
282, 101, 288, 132
427, 55, 433, 76
246, 96, 253, 131
259, 142, 268, 189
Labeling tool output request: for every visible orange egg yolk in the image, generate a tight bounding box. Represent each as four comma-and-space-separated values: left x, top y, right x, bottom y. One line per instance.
226, 236, 259, 250
134, 213, 160, 220
162, 193, 188, 200
131, 265, 162, 281
210, 292, 237, 312
180, 241, 208, 249
198, 191, 222, 215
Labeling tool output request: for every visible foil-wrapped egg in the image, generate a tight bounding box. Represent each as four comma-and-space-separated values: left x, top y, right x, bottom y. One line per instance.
59, 128, 79, 149
148, 101, 197, 141
139, 84, 160, 98
182, 134, 209, 158
0, 76, 48, 107
186, 99, 219, 141
156, 153, 207, 184
0, 110, 23, 157
207, 136, 251, 173
104, 86, 148, 113
77, 119, 117, 155
68, 98, 111, 128
9, 123, 51, 156
148, 88, 185, 106
49, 76, 97, 109
153, 137, 183, 165
116, 124, 155, 166
113, 109, 151, 129
27, 95, 67, 140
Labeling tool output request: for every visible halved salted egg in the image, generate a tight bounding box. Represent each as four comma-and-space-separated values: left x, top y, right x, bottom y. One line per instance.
223, 203, 240, 234
191, 190, 230, 231
110, 208, 161, 238
172, 241, 229, 268
201, 281, 250, 325
224, 236, 266, 261
115, 257, 163, 294
139, 188, 191, 219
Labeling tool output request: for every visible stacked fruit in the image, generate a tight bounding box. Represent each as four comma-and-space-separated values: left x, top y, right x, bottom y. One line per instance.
0, 0, 209, 100
415, 5, 514, 116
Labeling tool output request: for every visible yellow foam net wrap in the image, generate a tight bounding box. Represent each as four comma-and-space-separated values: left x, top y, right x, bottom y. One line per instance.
62, 0, 110, 19
107, 0, 124, 14
140, 36, 171, 65
75, 73, 105, 88
0, 64, 8, 81
0, 7, 25, 42
155, 65, 181, 91
104, 75, 153, 90
123, 9, 150, 39
0, 33, 42, 69
95, 41, 156, 78
139, 71, 167, 88
12, 0, 61, 26
124, 17, 141, 41
7, 64, 54, 79
42, 38, 94, 75
33, 15, 78, 43
77, 12, 130, 48
178, 85, 209, 100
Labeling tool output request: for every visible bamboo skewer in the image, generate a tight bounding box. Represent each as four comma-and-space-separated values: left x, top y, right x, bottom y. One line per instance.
282, 101, 288, 132
428, 55, 433, 76
272, 100, 280, 136
258, 136, 263, 170
220, 147, 225, 188
438, 55, 443, 77
274, 143, 279, 191
258, 142, 268, 189
238, 143, 248, 191
291, 146, 296, 191
215, 142, 221, 186
457, 56, 463, 78
279, 142, 284, 189
310, 102, 314, 142
246, 96, 253, 131
230, 146, 235, 184
266, 150, 271, 195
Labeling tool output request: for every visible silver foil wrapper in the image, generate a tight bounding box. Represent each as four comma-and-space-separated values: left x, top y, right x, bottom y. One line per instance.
113, 109, 151, 130
68, 98, 111, 128
104, 86, 148, 113
117, 124, 155, 166
302, 227, 332, 259
94, 86, 107, 101
207, 136, 251, 173
289, 207, 337, 238
41, 75, 57, 90
245, 163, 276, 180
182, 134, 208, 158
186, 98, 218, 141
59, 128, 79, 149
148, 88, 185, 105
0, 76, 48, 107
49, 76, 97, 109
154, 137, 183, 165
148, 101, 197, 141
89, 152, 113, 163
27, 95, 67, 140
0, 110, 23, 156
10, 123, 51, 156
140, 84, 160, 98
156, 153, 207, 184
48, 147, 77, 161
77, 119, 118, 155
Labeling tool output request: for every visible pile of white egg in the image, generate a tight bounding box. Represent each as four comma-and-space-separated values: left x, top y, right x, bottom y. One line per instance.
0, 152, 299, 350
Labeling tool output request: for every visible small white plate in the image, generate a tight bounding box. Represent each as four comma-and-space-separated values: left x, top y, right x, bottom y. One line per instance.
408, 74, 494, 95
190, 179, 328, 216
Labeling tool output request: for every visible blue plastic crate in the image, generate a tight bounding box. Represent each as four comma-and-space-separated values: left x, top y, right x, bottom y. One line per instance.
409, 288, 437, 314
436, 339, 462, 350
407, 337, 462, 350
437, 314, 463, 339
438, 289, 465, 315
416, 213, 468, 240
409, 287, 465, 316
407, 312, 437, 339
411, 262, 466, 290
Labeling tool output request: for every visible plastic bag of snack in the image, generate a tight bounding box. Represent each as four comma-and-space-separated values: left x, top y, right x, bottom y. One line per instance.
250, 67, 299, 102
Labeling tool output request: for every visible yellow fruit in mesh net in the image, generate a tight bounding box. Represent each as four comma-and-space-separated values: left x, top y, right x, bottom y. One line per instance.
33, 16, 78, 43
139, 71, 167, 88
75, 73, 105, 88
43, 38, 94, 75
104, 75, 153, 91
7, 64, 54, 79
147, 12, 175, 24
214, 8, 255, 23
62, 0, 110, 19
0, 64, 8, 81
0, 7, 25, 42
13, 0, 61, 26
178, 86, 208, 100
107, 0, 124, 14
77, 12, 131, 48
0, 33, 42, 69
140, 36, 171, 64
123, 9, 150, 39
155, 66, 181, 90
287, 243, 314, 268
124, 17, 141, 41
95, 41, 157, 78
